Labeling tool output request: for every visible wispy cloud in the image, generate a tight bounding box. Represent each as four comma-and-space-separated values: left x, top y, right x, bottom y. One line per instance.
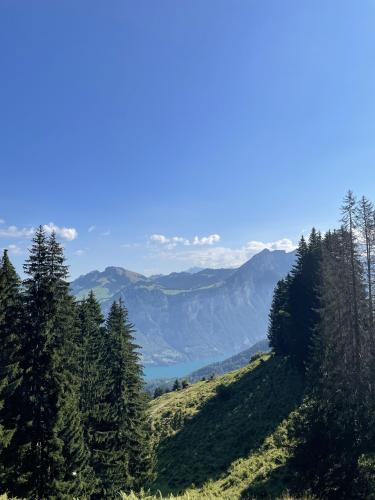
149, 233, 221, 248
88, 225, 96, 233
0, 219, 5, 224
150, 238, 296, 269
121, 243, 140, 249
0, 222, 78, 241
74, 249, 85, 256
0, 225, 35, 238
101, 230, 111, 236
6, 244, 23, 255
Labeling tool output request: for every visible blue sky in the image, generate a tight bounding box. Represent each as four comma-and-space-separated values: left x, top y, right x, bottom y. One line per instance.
1, 0, 375, 279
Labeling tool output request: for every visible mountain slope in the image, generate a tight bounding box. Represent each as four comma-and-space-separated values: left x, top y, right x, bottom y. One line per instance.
145, 339, 270, 394
187, 338, 269, 381
149, 354, 304, 498
71, 249, 295, 365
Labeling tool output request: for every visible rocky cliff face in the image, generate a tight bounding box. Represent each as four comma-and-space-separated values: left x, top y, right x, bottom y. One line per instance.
71, 249, 295, 365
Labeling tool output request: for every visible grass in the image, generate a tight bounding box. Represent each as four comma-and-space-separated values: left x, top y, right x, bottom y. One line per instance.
121, 490, 315, 499
149, 354, 305, 499
1, 355, 308, 500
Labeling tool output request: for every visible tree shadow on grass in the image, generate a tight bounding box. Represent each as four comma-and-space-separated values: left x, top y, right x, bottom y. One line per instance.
240, 460, 296, 499
153, 356, 304, 496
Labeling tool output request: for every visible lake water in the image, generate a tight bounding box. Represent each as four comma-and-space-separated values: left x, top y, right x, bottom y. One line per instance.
143, 353, 230, 380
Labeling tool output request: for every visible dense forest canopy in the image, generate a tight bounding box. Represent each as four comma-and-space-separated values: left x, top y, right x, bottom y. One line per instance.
0, 227, 153, 499
268, 191, 375, 498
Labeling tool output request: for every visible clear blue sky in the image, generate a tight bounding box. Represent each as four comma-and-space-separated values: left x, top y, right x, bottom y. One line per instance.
1, 0, 375, 278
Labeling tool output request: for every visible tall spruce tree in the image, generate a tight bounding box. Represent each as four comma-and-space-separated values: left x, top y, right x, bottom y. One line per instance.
0, 250, 23, 488
78, 290, 116, 498
356, 196, 375, 330
106, 300, 154, 495
6, 228, 95, 498
293, 223, 372, 498
268, 230, 322, 369
268, 276, 291, 356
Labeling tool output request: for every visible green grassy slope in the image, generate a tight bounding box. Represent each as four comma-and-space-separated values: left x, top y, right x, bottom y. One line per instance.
149, 354, 305, 499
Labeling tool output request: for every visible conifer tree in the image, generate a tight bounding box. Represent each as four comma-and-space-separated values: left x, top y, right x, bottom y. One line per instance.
6, 228, 95, 498
0, 250, 23, 488
173, 379, 181, 391
78, 290, 116, 498
294, 227, 371, 497
106, 300, 154, 495
356, 196, 375, 329
268, 230, 322, 369
268, 276, 291, 356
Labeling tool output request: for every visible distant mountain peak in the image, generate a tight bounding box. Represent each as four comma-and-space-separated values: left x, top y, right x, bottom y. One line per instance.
185, 266, 205, 274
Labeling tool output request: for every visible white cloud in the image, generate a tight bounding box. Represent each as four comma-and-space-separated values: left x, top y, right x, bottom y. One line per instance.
74, 249, 85, 256
151, 238, 296, 269
101, 230, 111, 236
149, 233, 220, 248
150, 234, 170, 244
43, 223, 78, 241
245, 238, 296, 253
0, 222, 78, 241
7, 244, 23, 255
0, 225, 35, 238
88, 225, 96, 233
192, 234, 221, 246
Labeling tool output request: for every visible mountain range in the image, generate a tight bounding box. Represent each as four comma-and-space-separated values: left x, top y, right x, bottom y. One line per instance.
71, 249, 295, 365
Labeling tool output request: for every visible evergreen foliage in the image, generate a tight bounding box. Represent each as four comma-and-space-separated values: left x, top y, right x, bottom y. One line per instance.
0, 228, 153, 498
268, 229, 322, 369
106, 300, 154, 494
0, 250, 22, 485
269, 191, 375, 498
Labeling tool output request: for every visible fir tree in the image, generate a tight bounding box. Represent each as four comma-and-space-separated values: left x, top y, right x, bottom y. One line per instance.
173, 379, 181, 391
0, 250, 23, 488
6, 228, 95, 498
268, 230, 322, 369
153, 387, 164, 398
106, 300, 154, 495
294, 227, 371, 498
268, 276, 291, 356
78, 290, 115, 498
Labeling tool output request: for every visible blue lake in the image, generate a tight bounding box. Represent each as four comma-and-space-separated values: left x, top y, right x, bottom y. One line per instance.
143, 354, 230, 380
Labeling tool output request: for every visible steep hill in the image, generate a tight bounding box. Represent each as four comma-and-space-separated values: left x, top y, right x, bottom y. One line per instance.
149, 354, 304, 498
71, 250, 295, 365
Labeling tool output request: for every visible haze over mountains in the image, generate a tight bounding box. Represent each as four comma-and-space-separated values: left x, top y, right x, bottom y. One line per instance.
71, 249, 295, 365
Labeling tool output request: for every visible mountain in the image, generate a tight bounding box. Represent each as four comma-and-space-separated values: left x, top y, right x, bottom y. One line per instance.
71, 249, 295, 365
185, 266, 205, 274
148, 354, 304, 498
